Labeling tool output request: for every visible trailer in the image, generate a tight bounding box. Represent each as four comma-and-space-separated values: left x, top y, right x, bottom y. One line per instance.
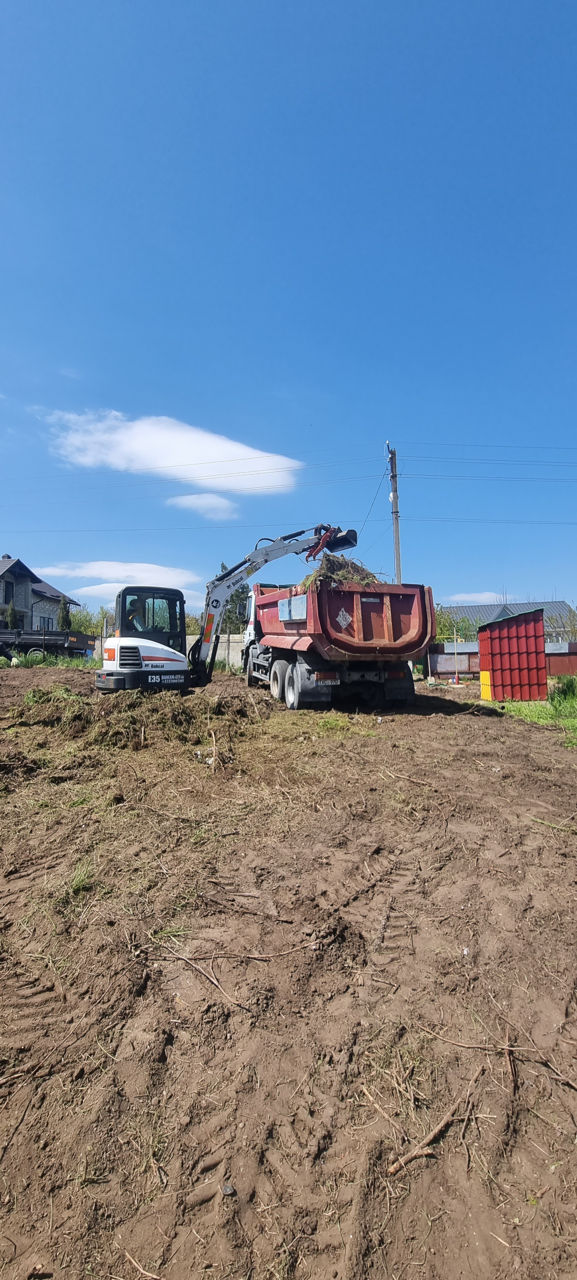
0, 628, 96, 662
243, 579, 435, 708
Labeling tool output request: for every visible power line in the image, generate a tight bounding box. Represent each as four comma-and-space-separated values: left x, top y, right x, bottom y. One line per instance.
399, 471, 577, 483
19, 446, 577, 490
401, 439, 577, 453
400, 453, 577, 469
8, 466, 577, 522
11, 512, 577, 536
352, 472, 386, 538
401, 515, 577, 526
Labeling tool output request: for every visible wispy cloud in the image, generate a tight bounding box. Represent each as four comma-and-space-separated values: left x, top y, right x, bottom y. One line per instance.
48, 409, 302, 497
166, 493, 238, 519
35, 560, 204, 608
445, 592, 510, 604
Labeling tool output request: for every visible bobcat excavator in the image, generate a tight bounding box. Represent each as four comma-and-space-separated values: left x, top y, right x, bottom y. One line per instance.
95, 523, 357, 693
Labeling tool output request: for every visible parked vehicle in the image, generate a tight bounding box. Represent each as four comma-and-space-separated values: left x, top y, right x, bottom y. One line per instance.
242, 579, 435, 707
0, 628, 96, 662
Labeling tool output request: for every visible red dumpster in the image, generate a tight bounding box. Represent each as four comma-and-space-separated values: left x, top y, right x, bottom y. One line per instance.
478, 608, 547, 702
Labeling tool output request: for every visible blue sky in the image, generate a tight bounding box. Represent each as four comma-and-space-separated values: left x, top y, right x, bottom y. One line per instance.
1, 0, 576, 613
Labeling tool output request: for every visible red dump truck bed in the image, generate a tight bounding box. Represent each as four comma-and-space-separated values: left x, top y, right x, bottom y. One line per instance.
253, 580, 435, 662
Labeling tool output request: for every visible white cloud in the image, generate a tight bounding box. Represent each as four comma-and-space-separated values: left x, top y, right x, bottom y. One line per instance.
445, 592, 512, 604
166, 492, 238, 519
72, 582, 205, 608
49, 409, 302, 496
35, 561, 205, 609
73, 582, 144, 601
36, 560, 202, 589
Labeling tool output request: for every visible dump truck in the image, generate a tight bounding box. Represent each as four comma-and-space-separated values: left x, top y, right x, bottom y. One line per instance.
242, 578, 435, 708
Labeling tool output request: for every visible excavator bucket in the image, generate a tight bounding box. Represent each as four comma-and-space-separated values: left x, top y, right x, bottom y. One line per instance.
325, 528, 357, 553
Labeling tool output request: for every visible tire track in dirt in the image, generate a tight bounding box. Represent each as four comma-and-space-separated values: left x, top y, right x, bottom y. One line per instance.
3, 675, 577, 1279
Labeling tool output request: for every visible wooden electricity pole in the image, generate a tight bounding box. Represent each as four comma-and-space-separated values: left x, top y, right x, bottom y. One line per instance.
387, 441, 402, 584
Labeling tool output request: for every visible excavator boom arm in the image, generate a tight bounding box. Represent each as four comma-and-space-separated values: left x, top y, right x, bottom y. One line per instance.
189, 524, 357, 681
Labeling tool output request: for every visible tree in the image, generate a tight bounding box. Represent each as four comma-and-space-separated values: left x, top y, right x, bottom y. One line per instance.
69, 606, 101, 634
57, 596, 71, 630
435, 607, 478, 642
219, 563, 249, 633
547, 607, 577, 643
6, 599, 17, 629
185, 613, 202, 635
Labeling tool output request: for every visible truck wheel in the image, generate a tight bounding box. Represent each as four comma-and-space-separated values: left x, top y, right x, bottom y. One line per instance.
270, 659, 289, 701
284, 664, 301, 710
245, 650, 258, 687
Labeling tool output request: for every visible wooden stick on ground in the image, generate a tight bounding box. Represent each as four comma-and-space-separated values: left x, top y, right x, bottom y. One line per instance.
505, 1026, 518, 1092
123, 1250, 161, 1280
387, 1065, 484, 1177
150, 935, 251, 1011
380, 766, 436, 790
360, 1083, 408, 1141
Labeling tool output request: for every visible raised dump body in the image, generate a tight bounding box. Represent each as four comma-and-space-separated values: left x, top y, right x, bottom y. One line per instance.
243, 580, 435, 708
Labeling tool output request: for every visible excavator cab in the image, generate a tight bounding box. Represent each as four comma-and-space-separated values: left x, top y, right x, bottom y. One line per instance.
114, 587, 187, 655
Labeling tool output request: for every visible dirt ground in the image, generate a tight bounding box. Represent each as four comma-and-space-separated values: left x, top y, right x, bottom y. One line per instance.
1, 669, 577, 1280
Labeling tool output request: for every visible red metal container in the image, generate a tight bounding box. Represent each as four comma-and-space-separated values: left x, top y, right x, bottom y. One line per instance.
479, 609, 547, 701
253, 580, 435, 663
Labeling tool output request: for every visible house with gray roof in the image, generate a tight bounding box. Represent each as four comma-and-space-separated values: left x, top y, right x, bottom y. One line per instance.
443, 600, 575, 642
0, 555, 80, 631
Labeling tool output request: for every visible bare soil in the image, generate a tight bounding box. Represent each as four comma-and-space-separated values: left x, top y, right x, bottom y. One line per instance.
1, 669, 577, 1280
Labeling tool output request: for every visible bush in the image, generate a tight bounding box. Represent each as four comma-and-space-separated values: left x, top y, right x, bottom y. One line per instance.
57, 597, 72, 630
550, 674, 577, 702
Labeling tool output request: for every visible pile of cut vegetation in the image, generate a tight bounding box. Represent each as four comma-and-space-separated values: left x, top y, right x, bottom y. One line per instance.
12, 681, 272, 750
300, 551, 383, 591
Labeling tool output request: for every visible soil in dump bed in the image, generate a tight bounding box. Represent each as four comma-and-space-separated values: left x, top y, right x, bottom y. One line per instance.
1, 667, 577, 1280
300, 551, 383, 590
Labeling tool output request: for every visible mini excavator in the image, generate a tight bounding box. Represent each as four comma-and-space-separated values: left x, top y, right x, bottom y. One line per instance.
95, 524, 357, 693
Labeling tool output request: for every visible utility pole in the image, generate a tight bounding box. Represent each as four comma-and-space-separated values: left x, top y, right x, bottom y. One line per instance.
387, 441, 402, 584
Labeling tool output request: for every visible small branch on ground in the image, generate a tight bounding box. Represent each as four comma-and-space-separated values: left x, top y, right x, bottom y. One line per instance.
380, 766, 437, 790
149, 934, 251, 1011
123, 1250, 161, 1279
360, 1083, 408, 1141
387, 1065, 485, 1177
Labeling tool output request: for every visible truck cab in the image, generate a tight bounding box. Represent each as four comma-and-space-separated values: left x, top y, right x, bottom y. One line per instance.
95, 587, 192, 692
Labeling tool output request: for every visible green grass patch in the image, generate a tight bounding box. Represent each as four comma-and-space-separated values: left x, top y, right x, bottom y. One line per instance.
23, 684, 81, 707
212, 658, 242, 675
502, 691, 577, 748
265, 707, 375, 742
69, 857, 96, 896
8, 653, 99, 669
315, 711, 354, 736
152, 924, 190, 942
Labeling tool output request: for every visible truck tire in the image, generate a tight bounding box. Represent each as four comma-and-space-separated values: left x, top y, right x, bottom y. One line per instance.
245, 649, 258, 687
284, 663, 302, 710
270, 659, 289, 701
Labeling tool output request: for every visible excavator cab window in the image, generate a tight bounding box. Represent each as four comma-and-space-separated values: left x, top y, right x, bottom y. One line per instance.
118, 587, 186, 654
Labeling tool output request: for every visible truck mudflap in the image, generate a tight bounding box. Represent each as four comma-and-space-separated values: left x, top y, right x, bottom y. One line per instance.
95, 669, 193, 693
